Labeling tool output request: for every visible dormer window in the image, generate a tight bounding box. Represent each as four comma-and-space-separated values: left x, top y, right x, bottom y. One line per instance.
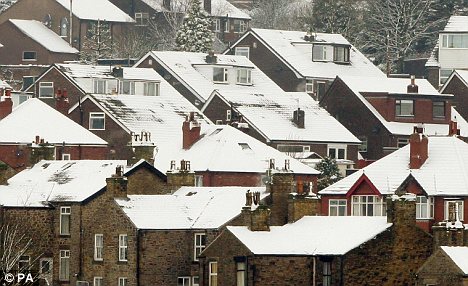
236, 68, 252, 85
441, 34, 468, 49
119, 80, 135, 95
395, 99, 414, 117
333, 46, 350, 63
312, 44, 328, 61
144, 82, 159, 96
213, 67, 228, 83
93, 79, 107, 94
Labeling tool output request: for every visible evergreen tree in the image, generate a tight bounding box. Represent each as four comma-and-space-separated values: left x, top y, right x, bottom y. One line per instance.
175, 0, 213, 53
316, 157, 343, 191
80, 20, 113, 64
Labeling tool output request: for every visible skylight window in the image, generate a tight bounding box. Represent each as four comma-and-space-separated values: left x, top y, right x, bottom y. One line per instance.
238, 143, 251, 150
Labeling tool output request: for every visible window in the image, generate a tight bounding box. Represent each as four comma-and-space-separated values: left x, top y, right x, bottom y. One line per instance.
397, 138, 410, 148
59, 250, 70, 281
209, 262, 218, 286
213, 19, 221, 32
441, 34, 468, 48
144, 82, 159, 96
333, 46, 350, 63
39, 258, 52, 274
351, 195, 386, 216
238, 143, 252, 150
195, 175, 203, 187
192, 276, 199, 286
213, 67, 228, 83
236, 69, 252, 85
328, 145, 346, 160
39, 82, 54, 98
329, 199, 347, 216
118, 277, 127, 286
119, 234, 128, 261
60, 17, 69, 37
94, 277, 103, 286
323, 261, 332, 286
395, 99, 414, 117
236, 260, 246, 286
440, 69, 453, 84
433, 101, 445, 118
135, 12, 149, 26
224, 19, 229, 32
94, 234, 103, 261
178, 277, 190, 286
89, 112, 105, 130
235, 47, 250, 58
215, 120, 223, 125
93, 79, 107, 94
316, 81, 327, 100
303, 146, 310, 152
62, 153, 71, 160
60, 206, 71, 235
445, 200, 464, 221
305, 79, 314, 93
22, 51, 37, 61
416, 196, 434, 219
233, 20, 246, 33
22, 76, 36, 90
277, 145, 305, 153
18, 255, 30, 270
358, 136, 368, 152
226, 110, 232, 121
312, 45, 327, 61
120, 80, 135, 95
194, 233, 206, 261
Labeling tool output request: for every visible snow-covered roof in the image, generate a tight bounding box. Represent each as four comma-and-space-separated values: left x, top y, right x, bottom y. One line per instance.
136, 51, 283, 103
211, 0, 251, 19
55, 0, 135, 22
209, 90, 360, 144
154, 124, 320, 175
228, 216, 391, 255
0, 79, 11, 89
0, 98, 107, 145
0, 160, 131, 207
443, 16, 468, 32
116, 186, 267, 230
237, 28, 385, 79
320, 136, 468, 196
441, 69, 468, 93
441, 246, 468, 274
9, 19, 78, 54
425, 41, 440, 68
336, 76, 462, 136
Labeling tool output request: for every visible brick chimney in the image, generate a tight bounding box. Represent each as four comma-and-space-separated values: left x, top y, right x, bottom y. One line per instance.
106, 165, 128, 199
167, 160, 195, 191
55, 88, 70, 115
287, 182, 320, 223
205, 51, 217, 64
130, 131, 155, 165
29, 136, 55, 165
448, 119, 460, 136
407, 75, 418, 93
268, 170, 294, 226
182, 112, 201, 149
112, 66, 123, 78
409, 125, 428, 169
0, 89, 13, 120
432, 202, 466, 247
203, 0, 212, 14
292, 108, 305, 128
386, 193, 417, 234
241, 190, 270, 231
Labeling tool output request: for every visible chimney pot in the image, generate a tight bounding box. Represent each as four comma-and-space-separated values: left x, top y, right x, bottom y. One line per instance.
407, 75, 418, 93
245, 190, 253, 206
293, 108, 305, 128
35, 135, 40, 144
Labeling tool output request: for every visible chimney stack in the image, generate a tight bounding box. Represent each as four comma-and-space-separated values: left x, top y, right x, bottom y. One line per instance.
242, 190, 270, 231
205, 51, 217, 64
167, 159, 195, 191
112, 66, 123, 78
0, 89, 13, 120
409, 125, 428, 169
268, 172, 294, 226
182, 112, 201, 149
287, 181, 320, 223
407, 75, 419, 93
106, 165, 128, 199
55, 88, 70, 115
448, 119, 460, 136
293, 108, 305, 128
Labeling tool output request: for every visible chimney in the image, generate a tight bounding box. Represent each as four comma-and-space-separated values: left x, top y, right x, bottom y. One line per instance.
409, 125, 428, 169
203, 0, 211, 14
407, 75, 418, 93
241, 190, 270, 231
432, 202, 466, 247
268, 172, 294, 226
0, 89, 13, 119
130, 131, 155, 165
112, 66, 124, 78
386, 193, 416, 229
29, 136, 55, 165
182, 112, 201, 149
55, 88, 70, 115
448, 119, 460, 136
293, 108, 305, 128
167, 159, 195, 191
205, 51, 217, 64
287, 182, 320, 223
106, 166, 128, 199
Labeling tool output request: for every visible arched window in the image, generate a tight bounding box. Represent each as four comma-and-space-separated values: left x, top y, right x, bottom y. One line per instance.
60, 17, 68, 37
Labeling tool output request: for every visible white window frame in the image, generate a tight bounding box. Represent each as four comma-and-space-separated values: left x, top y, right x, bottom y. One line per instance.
39, 82, 54, 98
22, 51, 37, 61
119, 80, 135, 95
235, 47, 250, 58
305, 79, 314, 93
192, 276, 199, 286
118, 277, 128, 286
213, 67, 228, 83
177, 277, 191, 286
93, 79, 107, 94
303, 146, 311, 152
440, 69, 453, 85
323, 261, 332, 286
329, 199, 347, 216
59, 250, 70, 281
39, 258, 52, 275
358, 136, 368, 152
224, 20, 229, 32
60, 206, 71, 235
209, 261, 218, 286
60, 17, 69, 37
89, 112, 105, 130
445, 200, 464, 221
119, 234, 128, 262
441, 34, 468, 49
233, 19, 246, 33
135, 12, 149, 26
62, 153, 71, 160
236, 261, 246, 286
226, 110, 232, 121
312, 45, 328, 61
94, 234, 104, 261
416, 196, 434, 219
195, 175, 203, 187
236, 68, 252, 85
194, 233, 206, 261
327, 144, 347, 160
214, 19, 221, 32
395, 99, 414, 117
94, 277, 103, 286
333, 46, 350, 63
143, 81, 159, 96
351, 195, 386, 216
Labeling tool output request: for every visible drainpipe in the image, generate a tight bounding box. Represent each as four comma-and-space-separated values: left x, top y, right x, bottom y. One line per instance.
69, 0, 73, 45
312, 256, 316, 286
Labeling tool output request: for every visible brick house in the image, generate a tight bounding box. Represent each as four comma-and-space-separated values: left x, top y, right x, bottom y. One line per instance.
0, 0, 134, 52
320, 75, 462, 160
319, 128, 468, 233
417, 247, 468, 286
200, 181, 433, 286
223, 28, 385, 100
0, 19, 78, 65
440, 70, 468, 121
0, 97, 108, 172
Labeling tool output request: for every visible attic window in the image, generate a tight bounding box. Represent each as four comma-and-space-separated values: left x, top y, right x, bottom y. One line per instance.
93, 79, 107, 94
22, 51, 37, 61
120, 80, 135, 95
333, 46, 350, 63
135, 12, 149, 26
213, 67, 228, 83
144, 82, 159, 96
395, 99, 414, 117
238, 143, 251, 150
312, 45, 328, 61
236, 69, 252, 85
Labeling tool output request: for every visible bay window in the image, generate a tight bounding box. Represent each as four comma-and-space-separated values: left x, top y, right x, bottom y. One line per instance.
352, 195, 386, 216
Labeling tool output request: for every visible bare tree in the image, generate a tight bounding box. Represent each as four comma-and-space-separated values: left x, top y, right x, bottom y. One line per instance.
250, 0, 313, 30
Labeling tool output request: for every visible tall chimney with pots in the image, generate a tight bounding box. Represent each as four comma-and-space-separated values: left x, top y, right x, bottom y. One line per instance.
182, 112, 201, 150
287, 182, 320, 223
409, 125, 428, 169
241, 190, 270, 231
293, 108, 305, 128
268, 168, 295, 226
167, 159, 195, 192
448, 119, 460, 136
0, 89, 13, 120
56, 88, 70, 115
407, 75, 419, 93
203, 0, 212, 14
106, 165, 128, 199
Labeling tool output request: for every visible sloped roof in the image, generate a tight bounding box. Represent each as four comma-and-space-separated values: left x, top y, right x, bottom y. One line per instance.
55, 0, 134, 22
320, 136, 468, 196
9, 19, 78, 54
154, 124, 320, 175
441, 69, 468, 93
228, 216, 391, 255
443, 16, 468, 32
0, 98, 107, 145
116, 186, 267, 230
241, 28, 385, 79
210, 90, 360, 144
441, 246, 468, 274
211, 0, 251, 19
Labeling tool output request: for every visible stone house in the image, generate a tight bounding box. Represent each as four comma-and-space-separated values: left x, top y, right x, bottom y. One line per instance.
0, 19, 78, 65
223, 28, 385, 99
320, 75, 463, 160
440, 69, 468, 122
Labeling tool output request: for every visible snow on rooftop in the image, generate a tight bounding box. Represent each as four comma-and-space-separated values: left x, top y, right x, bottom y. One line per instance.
228, 216, 391, 255
55, 0, 134, 22
211, 0, 251, 19
0, 98, 107, 145
215, 90, 360, 144
441, 246, 468, 274
0, 160, 128, 206
9, 19, 78, 54
320, 136, 468, 196
248, 28, 385, 79
443, 16, 468, 32
116, 186, 267, 229
154, 124, 319, 175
